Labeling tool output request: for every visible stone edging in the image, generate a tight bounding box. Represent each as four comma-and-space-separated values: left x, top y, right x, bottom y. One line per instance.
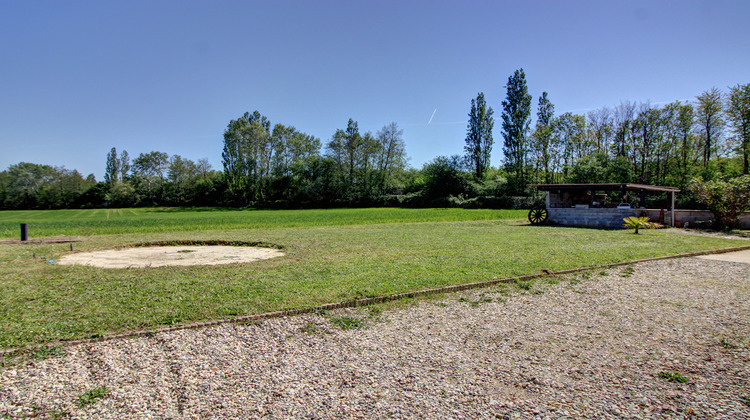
3, 244, 750, 358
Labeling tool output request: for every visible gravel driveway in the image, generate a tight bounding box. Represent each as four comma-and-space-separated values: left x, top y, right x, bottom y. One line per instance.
2, 256, 750, 419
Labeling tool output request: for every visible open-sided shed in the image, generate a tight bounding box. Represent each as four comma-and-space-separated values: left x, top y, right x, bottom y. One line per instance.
530, 183, 680, 228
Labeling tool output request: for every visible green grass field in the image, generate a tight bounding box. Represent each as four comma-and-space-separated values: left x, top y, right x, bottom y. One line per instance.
0, 207, 746, 350
0, 207, 521, 238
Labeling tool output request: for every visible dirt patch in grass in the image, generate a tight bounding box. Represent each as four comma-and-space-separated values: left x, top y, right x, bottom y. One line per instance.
57, 245, 285, 268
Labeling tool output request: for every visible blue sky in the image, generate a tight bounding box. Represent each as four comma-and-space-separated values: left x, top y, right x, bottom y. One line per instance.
1, 0, 748, 180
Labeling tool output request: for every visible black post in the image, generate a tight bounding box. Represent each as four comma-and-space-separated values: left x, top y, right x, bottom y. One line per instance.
20, 223, 28, 241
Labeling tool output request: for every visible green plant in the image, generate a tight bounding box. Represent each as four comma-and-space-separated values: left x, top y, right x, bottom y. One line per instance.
719, 338, 738, 349
367, 306, 382, 317
239, 319, 263, 327
330, 316, 364, 330
516, 280, 533, 290
620, 265, 636, 277
75, 385, 110, 408
472, 297, 493, 307
658, 371, 689, 383
301, 322, 318, 334
623, 216, 663, 234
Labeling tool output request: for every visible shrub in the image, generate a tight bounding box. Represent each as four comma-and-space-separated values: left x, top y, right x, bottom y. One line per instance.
688, 175, 750, 229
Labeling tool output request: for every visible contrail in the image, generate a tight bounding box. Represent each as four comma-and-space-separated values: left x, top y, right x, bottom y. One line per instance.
427, 108, 437, 125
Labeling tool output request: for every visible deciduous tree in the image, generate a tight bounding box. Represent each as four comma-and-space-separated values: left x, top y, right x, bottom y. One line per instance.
726, 83, 750, 174
326, 119, 363, 198
375, 122, 407, 195
530, 92, 555, 183
587, 106, 613, 152
132, 151, 169, 204
501, 68, 532, 190
696, 87, 725, 168
221, 111, 272, 204
119, 150, 130, 181
553, 112, 586, 177
671, 101, 697, 185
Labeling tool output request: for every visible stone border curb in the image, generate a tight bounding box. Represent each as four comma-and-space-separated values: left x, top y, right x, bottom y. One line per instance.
3, 244, 750, 358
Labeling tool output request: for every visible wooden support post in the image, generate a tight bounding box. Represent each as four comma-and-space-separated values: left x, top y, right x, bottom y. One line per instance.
670, 191, 675, 227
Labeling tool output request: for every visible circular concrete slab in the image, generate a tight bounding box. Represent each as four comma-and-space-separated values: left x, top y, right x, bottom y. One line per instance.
57, 246, 285, 268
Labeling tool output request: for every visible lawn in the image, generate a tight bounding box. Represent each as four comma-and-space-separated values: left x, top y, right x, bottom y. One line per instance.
0, 207, 746, 350
0, 207, 521, 238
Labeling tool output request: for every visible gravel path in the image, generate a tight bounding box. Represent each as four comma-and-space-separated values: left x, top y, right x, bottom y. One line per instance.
2, 257, 750, 419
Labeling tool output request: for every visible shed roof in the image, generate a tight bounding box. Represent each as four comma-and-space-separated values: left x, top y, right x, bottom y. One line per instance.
530, 183, 680, 193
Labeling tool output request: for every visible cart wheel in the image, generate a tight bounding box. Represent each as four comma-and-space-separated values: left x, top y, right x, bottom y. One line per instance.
528, 206, 549, 225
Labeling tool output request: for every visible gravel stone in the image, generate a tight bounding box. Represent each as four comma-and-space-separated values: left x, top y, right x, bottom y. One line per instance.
2, 257, 750, 418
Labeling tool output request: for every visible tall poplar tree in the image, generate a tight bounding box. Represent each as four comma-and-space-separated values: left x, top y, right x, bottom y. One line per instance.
105, 147, 120, 184
119, 150, 130, 181
464, 92, 494, 179
530, 92, 555, 183
501, 68, 532, 190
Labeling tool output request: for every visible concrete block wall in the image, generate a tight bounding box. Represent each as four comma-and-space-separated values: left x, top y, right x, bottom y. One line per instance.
548, 208, 638, 228
672, 210, 750, 229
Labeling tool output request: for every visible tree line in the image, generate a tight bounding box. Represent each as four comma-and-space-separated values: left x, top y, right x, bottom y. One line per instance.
521, 84, 750, 190
220, 112, 408, 207
466, 70, 749, 196
1, 72, 748, 210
